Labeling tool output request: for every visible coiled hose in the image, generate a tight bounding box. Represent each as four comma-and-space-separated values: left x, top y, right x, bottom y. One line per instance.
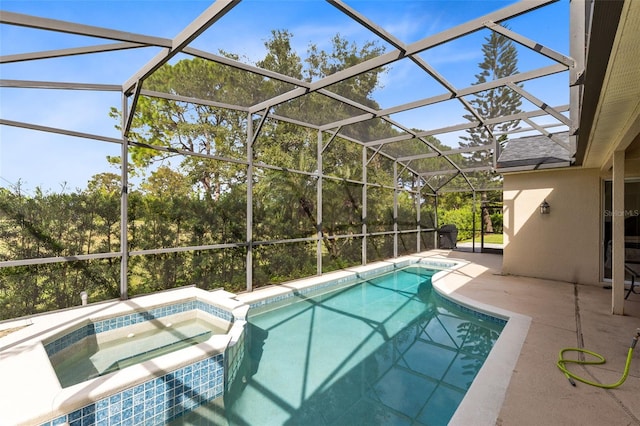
556, 328, 639, 388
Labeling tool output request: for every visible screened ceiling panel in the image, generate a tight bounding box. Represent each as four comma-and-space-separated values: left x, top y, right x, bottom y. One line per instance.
0, 0, 578, 195
424, 173, 460, 192
413, 156, 457, 175
460, 151, 496, 169
519, 72, 570, 109
322, 65, 391, 109
443, 130, 479, 150
340, 117, 408, 144
439, 173, 474, 192
388, 98, 477, 141
1, 43, 165, 84
271, 91, 371, 127
378, 138, 439, 160
370, 58, 454, 110
417, 26, 564, 89
416, 30, 494, 89
144, 55, 301, 109
501, 0, 569, 53
458, 171, 504, 191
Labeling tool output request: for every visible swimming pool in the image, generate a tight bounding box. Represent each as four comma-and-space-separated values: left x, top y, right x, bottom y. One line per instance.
175, 265, 505, 425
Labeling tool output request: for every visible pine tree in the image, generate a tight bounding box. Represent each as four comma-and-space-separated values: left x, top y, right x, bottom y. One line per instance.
461, 30, 522, 165
460, 29, 522, 232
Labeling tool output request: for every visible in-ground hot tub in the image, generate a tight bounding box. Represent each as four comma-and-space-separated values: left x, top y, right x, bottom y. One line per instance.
45, 301, 233, 388
0, 287, 248, 426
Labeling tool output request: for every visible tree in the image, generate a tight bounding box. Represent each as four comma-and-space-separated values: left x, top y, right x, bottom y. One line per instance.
87, 172, 121, 195
461, 29, 522, 164
109, 57, 251, 200
249, 31, 390, 276
139, 166, 193, 198
460, 29, 522, 232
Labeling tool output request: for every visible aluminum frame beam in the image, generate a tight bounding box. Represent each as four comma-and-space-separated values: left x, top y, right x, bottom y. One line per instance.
0, 79, 121, 91
420, 166, 493, 177
0, 42, 149, 64
483, 20, 575, 67
0, 118, 123, 144
0, 11, 172, 46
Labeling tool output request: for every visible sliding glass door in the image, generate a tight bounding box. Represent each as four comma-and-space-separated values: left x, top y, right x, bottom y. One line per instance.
603, 180, 640, 280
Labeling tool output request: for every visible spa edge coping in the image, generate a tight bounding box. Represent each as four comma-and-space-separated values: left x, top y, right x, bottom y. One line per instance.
0, 253, 531, 426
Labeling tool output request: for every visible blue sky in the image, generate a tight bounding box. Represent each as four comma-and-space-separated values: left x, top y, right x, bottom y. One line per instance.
0, 0, 570, 193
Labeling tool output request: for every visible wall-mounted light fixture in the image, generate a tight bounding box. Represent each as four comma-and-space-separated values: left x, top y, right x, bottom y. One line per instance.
540, 200, 550, 215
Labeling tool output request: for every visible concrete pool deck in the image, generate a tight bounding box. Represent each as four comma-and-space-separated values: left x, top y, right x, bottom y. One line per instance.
427, 249, 640, 426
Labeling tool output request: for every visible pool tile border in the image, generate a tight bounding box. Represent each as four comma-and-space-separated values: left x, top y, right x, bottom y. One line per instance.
245, 258, 502, 327
247, 259, 456, 310
434, 291, 508, 326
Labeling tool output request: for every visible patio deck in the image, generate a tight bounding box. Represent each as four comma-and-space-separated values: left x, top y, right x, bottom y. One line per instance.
432, 250, 640, 426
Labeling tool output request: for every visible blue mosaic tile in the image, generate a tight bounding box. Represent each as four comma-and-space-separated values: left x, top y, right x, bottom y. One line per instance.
108, 401, 121, 416
248, 268, 432, 311
96, 408, 108, 422
68, 409, 82, 422
40, 353, 225, 426
144, 406, 154, 420
82, 404, 95, 416
81, 413, 95, 426
52, 415, 67, 425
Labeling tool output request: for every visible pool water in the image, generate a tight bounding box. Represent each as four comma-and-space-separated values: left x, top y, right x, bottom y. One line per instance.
176, 266, 504, 425
52, 317, 222, 388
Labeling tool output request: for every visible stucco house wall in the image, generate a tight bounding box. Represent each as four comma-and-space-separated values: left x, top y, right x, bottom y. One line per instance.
502, 167, 601, 285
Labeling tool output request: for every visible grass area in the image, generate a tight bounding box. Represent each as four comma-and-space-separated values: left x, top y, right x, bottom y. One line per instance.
460, 233, 503, 244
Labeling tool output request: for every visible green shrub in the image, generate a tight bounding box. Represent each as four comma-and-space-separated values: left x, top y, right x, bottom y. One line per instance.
438, 205, 480, 241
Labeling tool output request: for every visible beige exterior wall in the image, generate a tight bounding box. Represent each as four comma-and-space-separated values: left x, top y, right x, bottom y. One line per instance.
503, 167, 601, 285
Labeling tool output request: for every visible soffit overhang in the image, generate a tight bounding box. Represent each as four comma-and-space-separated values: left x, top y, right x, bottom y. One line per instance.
577, 0, 640, 170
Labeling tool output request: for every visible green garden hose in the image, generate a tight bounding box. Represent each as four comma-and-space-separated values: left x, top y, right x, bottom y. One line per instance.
556, 328, 640, 388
